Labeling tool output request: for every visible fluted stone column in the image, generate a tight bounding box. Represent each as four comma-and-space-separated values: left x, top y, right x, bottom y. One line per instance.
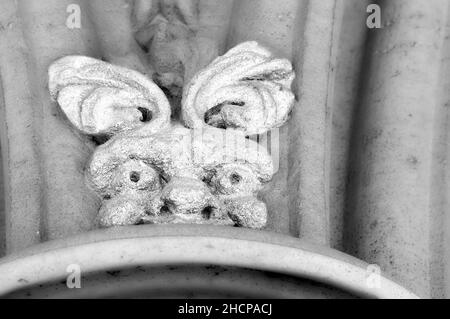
430, 3, 450, 299
330, 0, 371, 251
0, 0, 101, 252
345, 0, 448, 297
0, 145, 4, 257
288, 0, 343, 245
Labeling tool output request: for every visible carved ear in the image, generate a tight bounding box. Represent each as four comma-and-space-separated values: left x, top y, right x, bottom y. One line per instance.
48, 56, 171, 137
181, 41, 295, 135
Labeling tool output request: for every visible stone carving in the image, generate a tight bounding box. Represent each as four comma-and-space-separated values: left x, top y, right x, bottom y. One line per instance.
48, 56, 171, 137
133, 0, 220, 99
48, 41, 295, 229
182, 41, 295, 135
87, 125, 273, 228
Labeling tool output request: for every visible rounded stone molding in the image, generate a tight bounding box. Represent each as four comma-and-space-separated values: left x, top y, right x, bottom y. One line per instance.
0, 225, 416, 299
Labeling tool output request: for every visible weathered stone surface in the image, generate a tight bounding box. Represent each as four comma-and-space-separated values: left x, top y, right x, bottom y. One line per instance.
288, 0, 343, 246
0, 144, 4, 257
330, 0, 371, 251
344, 0, 449, 298
0, 0, 102, 253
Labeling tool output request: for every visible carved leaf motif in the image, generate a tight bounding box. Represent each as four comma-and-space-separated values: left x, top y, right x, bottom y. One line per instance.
181, 41, 296, 135
48, 56, 171, 137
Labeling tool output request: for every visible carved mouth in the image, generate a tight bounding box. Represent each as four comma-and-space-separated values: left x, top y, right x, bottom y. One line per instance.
204, 101, 246, 129
143, 203, 232, 226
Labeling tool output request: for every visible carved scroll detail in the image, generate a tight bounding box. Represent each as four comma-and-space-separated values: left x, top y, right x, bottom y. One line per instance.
182, 41, 296, 135
49, 56, 171, 137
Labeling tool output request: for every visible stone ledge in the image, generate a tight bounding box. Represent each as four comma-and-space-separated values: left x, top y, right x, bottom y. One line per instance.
0, 224, 417, 299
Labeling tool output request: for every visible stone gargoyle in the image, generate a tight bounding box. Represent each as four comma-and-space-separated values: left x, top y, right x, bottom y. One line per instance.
48, 41, 295, 229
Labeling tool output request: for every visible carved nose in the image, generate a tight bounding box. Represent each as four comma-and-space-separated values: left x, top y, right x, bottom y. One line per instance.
160, 176, 218, 218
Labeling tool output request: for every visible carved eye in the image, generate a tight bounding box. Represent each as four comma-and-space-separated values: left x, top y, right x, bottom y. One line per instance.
210, 164, 261, 196
137, 107, 153, 122
129, 171, 141, 183
96, 159, 162, 196
201, 206, 215, 220
229, 173, 242, 185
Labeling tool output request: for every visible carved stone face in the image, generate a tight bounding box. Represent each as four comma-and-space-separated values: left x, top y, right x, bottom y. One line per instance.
48, 41, 295, 229
87, 125, 273, 228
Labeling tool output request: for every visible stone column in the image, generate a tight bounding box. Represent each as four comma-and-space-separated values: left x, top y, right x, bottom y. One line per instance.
345, 0, 448, 297
0, 0, 101, 253
329, 0, 371, 251
429, 2, 450, 299
288, 0, 343, 245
